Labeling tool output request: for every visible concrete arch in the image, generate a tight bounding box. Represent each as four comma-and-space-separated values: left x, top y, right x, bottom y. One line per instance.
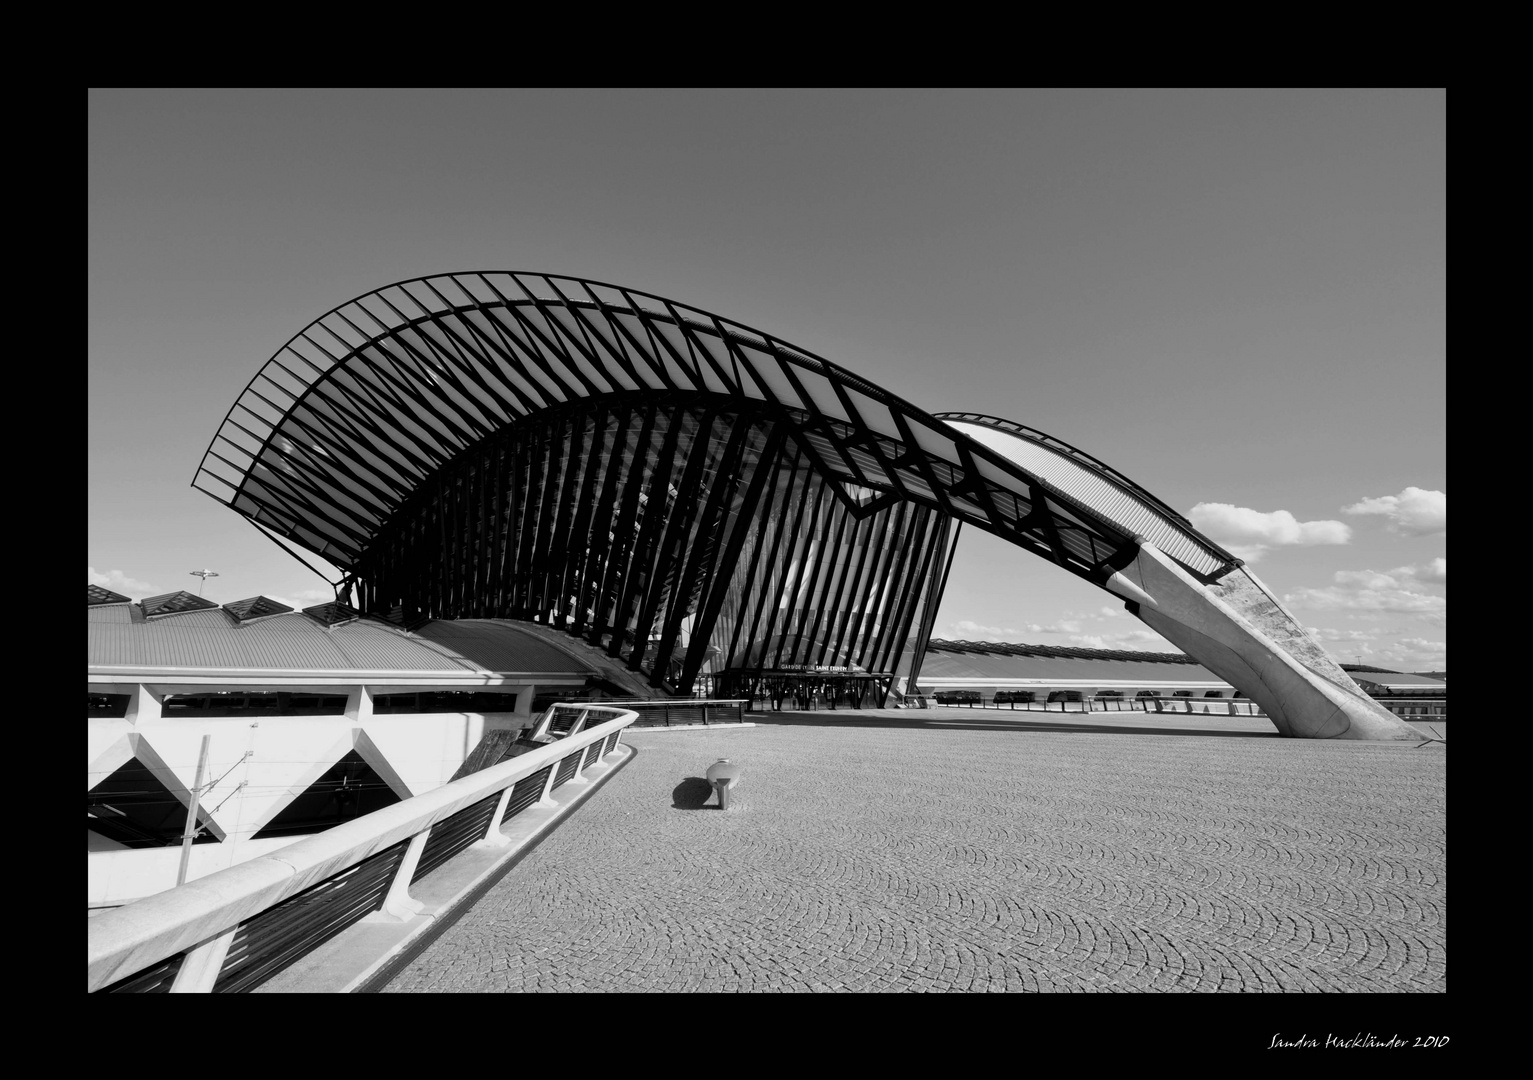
934, 414, 1420, 741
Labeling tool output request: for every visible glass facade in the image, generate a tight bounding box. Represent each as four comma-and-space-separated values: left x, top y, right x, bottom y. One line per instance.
354, 393, 952, 697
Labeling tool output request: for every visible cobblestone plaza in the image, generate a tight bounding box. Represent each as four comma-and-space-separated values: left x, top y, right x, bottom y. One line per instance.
381, 711, 1445, 993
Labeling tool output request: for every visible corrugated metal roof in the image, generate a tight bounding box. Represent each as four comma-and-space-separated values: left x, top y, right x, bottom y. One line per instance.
88, 604, 136, 625
929, 640, 1198, 664
88, 611, 596, 678
1351, 673, 1448, 691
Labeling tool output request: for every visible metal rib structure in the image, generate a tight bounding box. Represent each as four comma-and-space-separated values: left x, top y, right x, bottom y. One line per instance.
195, 272, 1422, 739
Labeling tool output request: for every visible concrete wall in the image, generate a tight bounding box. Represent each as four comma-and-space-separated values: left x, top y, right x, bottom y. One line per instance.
1107, 544, 1423, 741
88, 679, 550, 906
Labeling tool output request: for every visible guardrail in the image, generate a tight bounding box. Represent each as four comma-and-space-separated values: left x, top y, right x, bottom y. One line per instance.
1147, 698, 1264, 716
596, 699, 749, 727
938, 697, 1266, 716
88, 704, 637, 993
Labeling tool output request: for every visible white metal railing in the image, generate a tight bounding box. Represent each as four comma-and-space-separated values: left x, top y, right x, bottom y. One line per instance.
601, 699, 749, 726
88, 704, 636, 993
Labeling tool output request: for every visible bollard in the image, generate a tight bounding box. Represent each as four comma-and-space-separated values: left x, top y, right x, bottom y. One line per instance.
706, 758, 742, 810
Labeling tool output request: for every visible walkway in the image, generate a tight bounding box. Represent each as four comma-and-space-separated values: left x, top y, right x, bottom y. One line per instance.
379, 709, 1446, 992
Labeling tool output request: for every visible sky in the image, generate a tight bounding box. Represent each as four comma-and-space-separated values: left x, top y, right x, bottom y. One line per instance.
88, 89, 1445, 672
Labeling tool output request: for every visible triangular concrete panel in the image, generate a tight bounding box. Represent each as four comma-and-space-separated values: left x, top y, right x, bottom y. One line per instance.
124, 735, 226, 842
240, 730, 357, 839
351, 728, 418, 800
88, 735, 135, 792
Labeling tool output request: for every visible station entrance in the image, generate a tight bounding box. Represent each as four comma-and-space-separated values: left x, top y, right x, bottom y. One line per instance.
712, 668, 894, 711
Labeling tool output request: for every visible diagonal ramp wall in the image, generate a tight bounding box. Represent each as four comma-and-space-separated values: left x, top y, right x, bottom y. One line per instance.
1104, 543, 1421, 740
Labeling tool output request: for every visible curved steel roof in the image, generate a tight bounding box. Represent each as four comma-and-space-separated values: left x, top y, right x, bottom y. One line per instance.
936, 413, 1227, 578
195, 272, 1236, 587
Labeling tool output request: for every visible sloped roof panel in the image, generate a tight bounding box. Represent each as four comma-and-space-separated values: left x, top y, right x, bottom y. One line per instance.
89, 604, 136, 625
224, 596, 295, 622
141, 591, 221, 618
87, 613, 595, 677
1351, 673, 1448, 691
89, 585, 132, 606
413, 620, 597, 674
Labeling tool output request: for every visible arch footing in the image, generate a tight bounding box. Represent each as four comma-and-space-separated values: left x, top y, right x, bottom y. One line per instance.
1107, 543, 1423, 741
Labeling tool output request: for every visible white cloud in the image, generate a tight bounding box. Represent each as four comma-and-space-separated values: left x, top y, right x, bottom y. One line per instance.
947, 620, 1023, 641
1188, 503, 1351, 563
1412, 557, 1447, 585
1283, 560, 1447, 617
1343, 487, 1446, 537
88, 567, 160, 599
266, 588, 337, 610
1375, 638, 1447, 669
1026, 620, 1083, 635
1306, 626, 1379, 643
1284, 584, 1445, 616
1329, 558, 1446, 594
1066, 628, 1176, 651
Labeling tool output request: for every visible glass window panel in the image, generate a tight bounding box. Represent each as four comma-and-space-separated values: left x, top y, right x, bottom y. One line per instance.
683, 330, 736, 396
398, 280, 453, 316
287, 333, 344, 373
785, 366, 850, 426
315, 310, 370, 351
261, 358, 313, 400
739, 350, 799, 408
555, 311, 629, 393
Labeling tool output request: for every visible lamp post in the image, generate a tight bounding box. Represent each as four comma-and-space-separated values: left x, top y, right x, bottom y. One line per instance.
190, 569, 219, 596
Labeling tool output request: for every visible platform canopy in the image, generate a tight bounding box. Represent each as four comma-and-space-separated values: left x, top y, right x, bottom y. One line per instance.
194, 272, 1237, 589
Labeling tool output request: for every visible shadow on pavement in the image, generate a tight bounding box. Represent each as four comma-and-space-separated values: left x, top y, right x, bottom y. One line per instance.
672, 776, 716, 809
745, 711, 1279, 739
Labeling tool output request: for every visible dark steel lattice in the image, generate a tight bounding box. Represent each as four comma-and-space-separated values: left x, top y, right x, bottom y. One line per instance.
194, 273, 1239, 694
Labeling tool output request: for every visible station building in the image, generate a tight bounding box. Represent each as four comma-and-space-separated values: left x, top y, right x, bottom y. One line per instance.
88, 583, 605, 906
912, 639, 1233, 700
94, 271, 1434, 899
1343, 667, 1447, 720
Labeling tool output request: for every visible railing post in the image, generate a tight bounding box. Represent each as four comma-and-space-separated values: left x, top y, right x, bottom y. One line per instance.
570, 714, 596, 783
168, 925, 238, 993
536, 755, 561, 807
370, 830, 430, 922
480, 784, 517, 847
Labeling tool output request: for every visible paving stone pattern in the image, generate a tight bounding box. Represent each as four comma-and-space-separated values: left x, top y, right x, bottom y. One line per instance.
382, 711, 1445, 993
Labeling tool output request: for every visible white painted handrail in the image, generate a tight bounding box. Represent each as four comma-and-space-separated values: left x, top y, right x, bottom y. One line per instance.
89, 705, 636, 992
